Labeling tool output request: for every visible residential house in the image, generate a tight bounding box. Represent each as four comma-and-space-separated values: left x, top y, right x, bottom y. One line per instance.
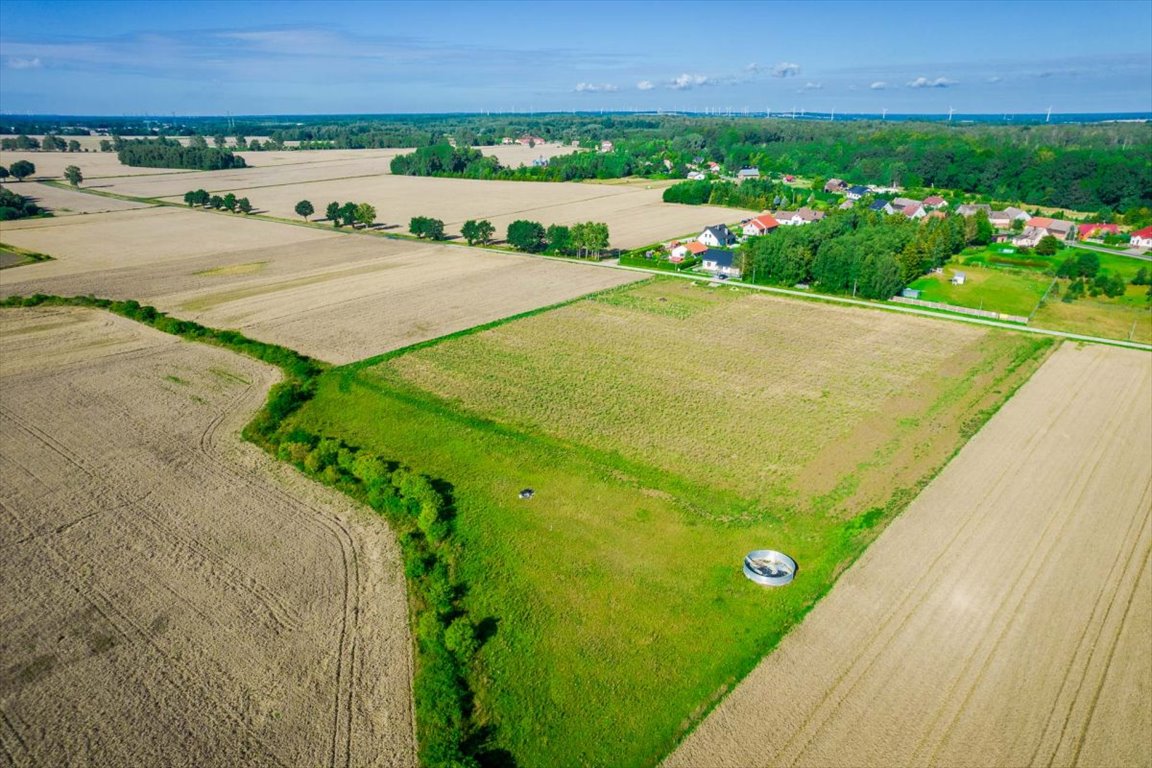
956, 203, 992, 217
1130, 226, 1152, 250
1078, 223, 1120, 240
1003, 206, 1030, 223
1013, 217, 1074, 247
951, 271, 967, 285
988, 210, 1012, 229
890, 197, 921, 212
698, 224, 736, 247
837, 200, 855, 210
701, 249, 742, 278
686, 171, 707, 181
824, 178, 848, 193
500, 137, 515, 145
869, 199, 895, 215
531, 156, 549, 167
742, 213, 780, 237
922, 195, 947, 209
517, 135, 545, 146
772, 207, 825, 226
846, 185, 871, 200
901, 204, 927, 220
783, 174, 796, 182
670, 240, 708, 262
707, 161, 722, 174
599, 140, 614, 153
737, 167, 761, 182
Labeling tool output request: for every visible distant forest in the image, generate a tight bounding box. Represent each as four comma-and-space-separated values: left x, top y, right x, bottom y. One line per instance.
3, 114, 1149, 213
116, 138, 246, 171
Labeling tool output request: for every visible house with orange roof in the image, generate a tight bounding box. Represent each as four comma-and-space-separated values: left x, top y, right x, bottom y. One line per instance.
670, 240, 709, 262
742, 213, 780, 237
1077, 223, 1120, 240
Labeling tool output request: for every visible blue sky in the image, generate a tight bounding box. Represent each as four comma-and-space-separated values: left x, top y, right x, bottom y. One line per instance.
1, 0, 1149, 115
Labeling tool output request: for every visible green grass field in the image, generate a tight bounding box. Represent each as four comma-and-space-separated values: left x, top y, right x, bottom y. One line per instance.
907, 263, 1051, 317
287, 280, 1053, 767
906, 246, 1152, 341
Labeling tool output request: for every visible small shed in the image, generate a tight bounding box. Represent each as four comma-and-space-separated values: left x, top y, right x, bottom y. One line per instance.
951, 271, 967, 286
901, 288, 922, 299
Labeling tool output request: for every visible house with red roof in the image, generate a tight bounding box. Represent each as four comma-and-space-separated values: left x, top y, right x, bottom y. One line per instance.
922, 195, 947, 209
1013, 217, 1074, 247
742, 213, 780, 237
1130, 226, 1152, 250
1078, 223, 1120, 240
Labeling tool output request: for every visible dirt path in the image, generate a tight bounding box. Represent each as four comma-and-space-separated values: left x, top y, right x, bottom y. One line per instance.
666, 342, 1152, 768
0, 307, 415, 767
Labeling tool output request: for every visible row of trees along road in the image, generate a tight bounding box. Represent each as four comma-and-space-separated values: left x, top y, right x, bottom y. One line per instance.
507, 219, 610, 257
325, 200, 376, 228
183, 188, 253, 214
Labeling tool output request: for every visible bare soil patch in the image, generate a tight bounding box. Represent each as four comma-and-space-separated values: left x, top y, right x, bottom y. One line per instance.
0, 306, 416, 767
666, 342, 1152, 768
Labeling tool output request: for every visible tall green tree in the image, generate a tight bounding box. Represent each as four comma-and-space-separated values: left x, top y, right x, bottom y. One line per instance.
0, 166, 10, 182
325, 201, 342, 225
295, 200, 314, 221
63, 165, 83, 187
237, 197, 253, 214
8, 161, 35, 181
355, 202, 377, 228
507, 220, 546, 252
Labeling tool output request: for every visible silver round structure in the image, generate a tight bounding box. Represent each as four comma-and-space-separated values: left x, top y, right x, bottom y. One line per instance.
743, 549, 797, 587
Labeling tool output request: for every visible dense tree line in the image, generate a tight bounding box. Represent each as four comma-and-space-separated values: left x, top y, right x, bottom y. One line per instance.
740, 210, 976, 298
506, 219, 610, 256
116, 138, 247, 170
663, 178, 795, 209
183, 189, 252, 213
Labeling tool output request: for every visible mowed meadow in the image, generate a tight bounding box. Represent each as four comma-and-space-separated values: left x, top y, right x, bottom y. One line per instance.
287, 279, 1054, 767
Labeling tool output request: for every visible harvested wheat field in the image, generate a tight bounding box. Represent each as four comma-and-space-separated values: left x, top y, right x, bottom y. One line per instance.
0, 208, 642, 363
152, 174, 751, 250
667, 342, 1152, 768
1, 180, 152, 216
0, 149, 192, 180
0, 306, 415, 767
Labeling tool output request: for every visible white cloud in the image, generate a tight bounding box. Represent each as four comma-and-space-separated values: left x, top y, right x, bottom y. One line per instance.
771, 61, 801, 78
907, 76, 957, 88
636, 80, 654, 90
574, 82, 618, 93
987, 75, 1002, 83
801, 81, 822, 90
870, 81, 888, 90
669, 73, 712, 90
7, 57, 42, 69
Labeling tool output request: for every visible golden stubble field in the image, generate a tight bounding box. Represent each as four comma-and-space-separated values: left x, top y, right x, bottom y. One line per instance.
0, 207, 643, 363
667, 342, 1152, 768
0, 306, 416, 767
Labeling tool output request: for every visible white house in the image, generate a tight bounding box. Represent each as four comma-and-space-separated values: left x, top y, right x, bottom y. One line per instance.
698, 224, 736, 247
771, 207, 825, 226
670, 240, 708, 262
846, 185, 870, 200
1130, 225, 1152, 250
951, 271, 967, 285
742, 213, 780, 237
701, 249, 741, 278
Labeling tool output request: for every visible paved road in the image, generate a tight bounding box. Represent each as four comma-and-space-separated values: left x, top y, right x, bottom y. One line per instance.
1071, 241, 1151, 261
603, 263, 1152, 351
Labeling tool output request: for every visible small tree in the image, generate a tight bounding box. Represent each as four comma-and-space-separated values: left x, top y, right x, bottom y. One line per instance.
67, 140, 81, 153
222, 192, 238, 212
339, 202, 358, 227
410, 216, 444, 239
354, 202, 376, 228
294, 199, 314, 222
1076, 251, 1100, 278
1034, 235, 1060, 255
64, 165, 83, 187
325, 201, 341, 226
546, 224, 572, 254
1132, 267, 1149, 286
9, 160, 35, 181
209, 194, 224, 210
213, 134, 227, 149
444, 617, 479, 662
0, 166, 10, 182
99, 139, 113, 152
237, 197, 252, 214
461, 218, 494, 246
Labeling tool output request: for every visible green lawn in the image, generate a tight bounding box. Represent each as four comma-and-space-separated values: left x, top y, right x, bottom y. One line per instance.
286, 282, 1054, 767
907, 263, 1052, 317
